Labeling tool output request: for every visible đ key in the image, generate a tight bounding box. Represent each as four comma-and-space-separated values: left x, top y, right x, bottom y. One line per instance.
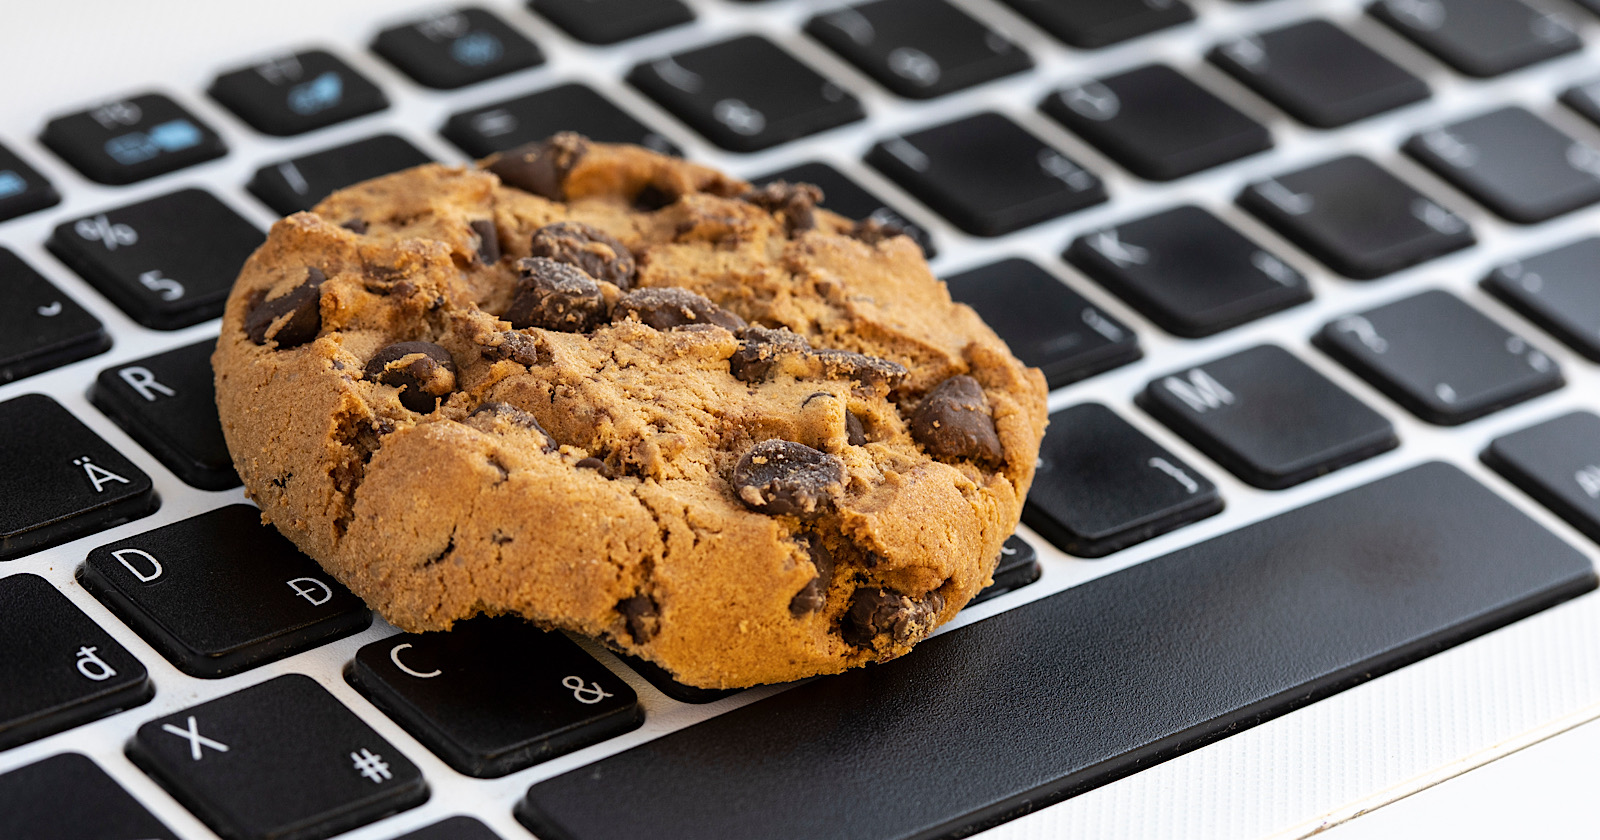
0, 575, 152, 751
517, 463, 1596, 840
79, 505, 371, 678
0, 394, 157, 560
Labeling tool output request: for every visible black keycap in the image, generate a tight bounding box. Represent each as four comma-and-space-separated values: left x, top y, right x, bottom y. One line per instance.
867, 112, 1106, 236
1369, 0, 1581, 78
944, 258, 1140, 388
1316, 289, 1563, 425
807, 0, 1032, 99
209, 49, 388, 136
1484, 238, 1600, 362
0, 141, 60, 222
129, 674, 428, 840
442, 83, 679, 158
0, 754, 177, 840
40, 93, 226, 185
1024, 402, 1221, 558
79, 505, 370, 678
997, 0, 1195, 48
968, 535, 1040, 605
1238, 156, 1473, 279
394, 816, 504, 840
519, 463, 1595, 840
1209, 20, 1429, 128
0, 575, 151, 750
1042, 64, 1271, 181
347, 617, 641, 778
1066, 205, 1310, 337
627, 35, 864, 152
1485, 412, 1600, 544
0, 394, 156, 560
531, 0, 694, 45
89, 340, 238, 490
249, 134, 433, 216
0, 247, 108, 384
1139, 345, 1398, 489
373, 8, 544, 89
1560, 78, 1600, 128
1404, 107, 1600, 224
754, 161, 935, 257
620, 653, 737, 704
48, 189, 265, 330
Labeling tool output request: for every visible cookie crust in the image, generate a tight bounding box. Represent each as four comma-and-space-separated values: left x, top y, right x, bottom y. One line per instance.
213, 137, 1048, 688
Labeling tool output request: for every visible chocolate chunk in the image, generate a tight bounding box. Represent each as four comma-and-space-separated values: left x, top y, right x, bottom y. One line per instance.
633, 183, 679, 211
813, 348, 908, 390
480, 331, 544, 367
364, 341, 458, 413
504, 257, 607, 332
788, 538, 836, 617
845, 411, 867, 446
742, 181, 823, 235
909, 375, 1004, 466
485, 133, 589, 200
465, 401, 554, 451
729, 326, 811, 383
244, 267, 325, 348
470, 219, 500, 264
575, 456, 612, 477
840, 588, 945, 647
850, 217, 909, 246
529, 221, 636, 289
732, 440, 844, 519
341, 218, 368, 234
614, 287, 746, 331
619, 595, 658, 643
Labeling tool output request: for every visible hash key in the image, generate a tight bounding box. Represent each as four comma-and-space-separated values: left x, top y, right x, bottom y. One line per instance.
346, 616, 641, 777
868, 112, 1106, 236
373, 8, 545, 89
0, 754, 177, 840
1066, 205, 1310, 337
209, 49, 388, 136
627, 35, 864, 152
1405, 107, 1600, 224
0, 394, 157, 560
79, 505, 370, 678
1483, 238, 1600, 362
1024, 402, 1222, 558
129, 674, 428, 840
48, 189, 265, 330
0, 247, 109, 384
1370, 0, 1581, 78
41, 93, 226, 185
1042, 64, 1271, 181
1484, 412, 1600, 544
249, 134, 432, 216
1238, 156, 1473, 279
1139, 345, 1398, 489
90, 339, 237, 490
0, 575, 151, 751
0, 141, 60, 222
1209, 20, 1429, 129
944, 258, 1140, 388
1317, 289, 1563, 425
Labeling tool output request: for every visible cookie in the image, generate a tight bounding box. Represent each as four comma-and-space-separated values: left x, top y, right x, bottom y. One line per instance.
213, 134, 1049, 689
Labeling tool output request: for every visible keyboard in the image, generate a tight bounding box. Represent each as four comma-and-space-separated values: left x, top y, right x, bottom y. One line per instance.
4, 0, 1600, 838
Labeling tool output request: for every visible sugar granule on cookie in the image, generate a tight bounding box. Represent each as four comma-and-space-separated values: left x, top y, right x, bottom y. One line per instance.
213, 133, 1049, 689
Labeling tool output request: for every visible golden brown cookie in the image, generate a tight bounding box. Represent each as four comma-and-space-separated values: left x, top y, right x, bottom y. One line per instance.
213, 135, 1049, 688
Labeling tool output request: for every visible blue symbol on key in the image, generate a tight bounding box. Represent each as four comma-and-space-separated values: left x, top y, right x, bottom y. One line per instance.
450, 32, 503, 67
105, 133, 160, 165
148, 120, 202, 152
0, 170, 24, 199
286, 72, 344, 115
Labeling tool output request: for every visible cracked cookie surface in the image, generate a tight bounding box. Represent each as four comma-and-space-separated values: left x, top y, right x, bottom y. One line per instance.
213, 136, 1048, 688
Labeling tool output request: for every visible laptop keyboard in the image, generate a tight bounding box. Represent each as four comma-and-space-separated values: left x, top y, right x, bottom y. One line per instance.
3, 0, 1600, 838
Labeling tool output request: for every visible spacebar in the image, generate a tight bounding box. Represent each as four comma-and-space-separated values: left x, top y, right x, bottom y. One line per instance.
518, 463, 1596, 840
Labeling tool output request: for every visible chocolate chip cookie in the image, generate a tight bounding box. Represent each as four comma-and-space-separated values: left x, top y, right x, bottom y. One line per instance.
213, 134, 1049, 688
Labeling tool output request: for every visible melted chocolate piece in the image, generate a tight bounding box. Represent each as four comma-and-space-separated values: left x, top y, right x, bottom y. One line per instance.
485, 133, 589, 200
909, 375, 1003, 466
614, 287, 745, 331
788, 538, 836, 617
244, 267, 325, 348
845, 411, 867, 446
504, 257, 607, 332
470, 219, 500, 264
841, 588, 945, 647
619, 595, 659, 643
742, 181, 823, 235
529, 221, 637, 289
732, 440, 844, 519
365, 341, 458, 413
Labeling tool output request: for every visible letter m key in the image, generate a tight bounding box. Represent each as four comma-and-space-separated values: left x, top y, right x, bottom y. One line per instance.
1162, 369, 1236, 413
